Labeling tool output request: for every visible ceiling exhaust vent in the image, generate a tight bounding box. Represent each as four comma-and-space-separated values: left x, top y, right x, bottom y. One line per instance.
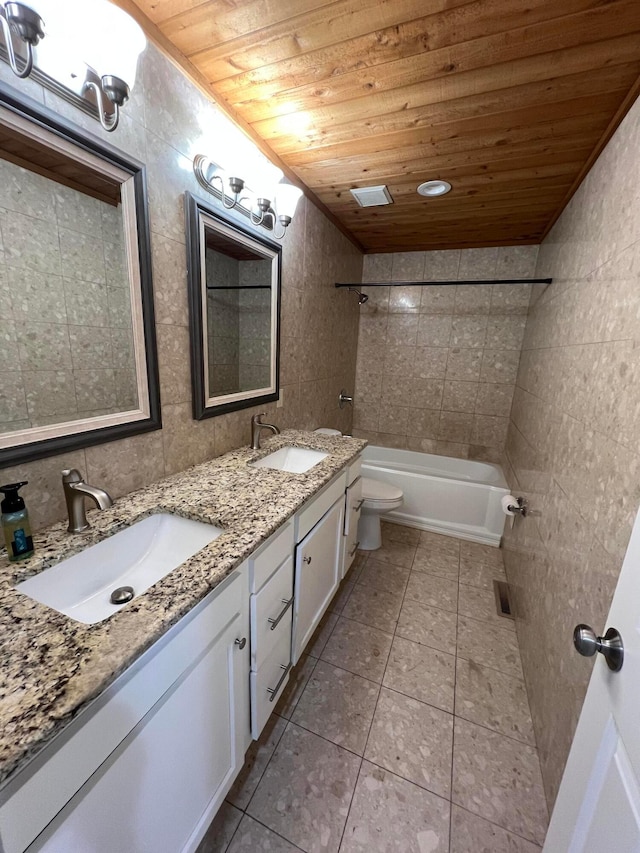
349, 185, 394, 207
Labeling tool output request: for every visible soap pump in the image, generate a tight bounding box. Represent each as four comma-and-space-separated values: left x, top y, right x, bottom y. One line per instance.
1, 482, 34, 561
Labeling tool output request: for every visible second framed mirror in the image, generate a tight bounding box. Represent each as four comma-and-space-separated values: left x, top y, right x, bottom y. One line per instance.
185, 194, 281, 419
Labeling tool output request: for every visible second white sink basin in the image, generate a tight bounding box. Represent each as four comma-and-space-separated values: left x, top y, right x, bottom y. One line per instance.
15, 513, 223, 625
251, 446, 328, 474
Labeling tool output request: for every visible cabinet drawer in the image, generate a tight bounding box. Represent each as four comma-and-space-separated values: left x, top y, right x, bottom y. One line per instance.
249, 521, 294, 593
296, 471, 347, 541
347, 456, 362, 486
250, 629, 292, 738
251, 555, 293, 670
0, 567, 248, 853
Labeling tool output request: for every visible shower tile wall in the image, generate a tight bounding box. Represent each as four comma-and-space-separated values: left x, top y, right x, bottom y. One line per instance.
352, 246, 538, 461
0, 44, 362, 531
0, 159, 136, 429
503, 94, 640, 808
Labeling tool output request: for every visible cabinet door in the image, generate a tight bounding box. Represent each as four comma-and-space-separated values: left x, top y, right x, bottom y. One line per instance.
341, 477, 363, 578
32, 608, 248, 853
292, 498, 344, 664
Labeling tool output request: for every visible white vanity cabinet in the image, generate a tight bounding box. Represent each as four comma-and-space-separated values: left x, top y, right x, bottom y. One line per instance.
291, 471, 347, 664
1, 567, 251, 853
340, 456, 363, 579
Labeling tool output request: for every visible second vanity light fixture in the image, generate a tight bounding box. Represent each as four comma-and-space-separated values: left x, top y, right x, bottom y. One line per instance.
0, 0, 146, 131
194, 144, 303, 240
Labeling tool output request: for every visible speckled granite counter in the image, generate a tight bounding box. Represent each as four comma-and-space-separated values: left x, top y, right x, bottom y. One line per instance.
0, 430, 365, 788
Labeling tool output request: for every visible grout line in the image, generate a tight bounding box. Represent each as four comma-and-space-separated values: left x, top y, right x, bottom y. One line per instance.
235, 812, 308, 852
448, 547, 461, 852
450, 802, 544, 850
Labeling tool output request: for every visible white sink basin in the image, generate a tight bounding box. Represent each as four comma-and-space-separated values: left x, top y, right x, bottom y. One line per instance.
15, 513, 223, 625
251, 446, 329, 474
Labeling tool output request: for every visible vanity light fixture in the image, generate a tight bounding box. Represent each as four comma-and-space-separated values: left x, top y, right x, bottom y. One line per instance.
417, 179, 452, 197
0, 0, 146, 132
193, 153, 303, 240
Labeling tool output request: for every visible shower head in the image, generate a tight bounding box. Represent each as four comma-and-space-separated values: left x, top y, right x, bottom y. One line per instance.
347, 287, 369, 304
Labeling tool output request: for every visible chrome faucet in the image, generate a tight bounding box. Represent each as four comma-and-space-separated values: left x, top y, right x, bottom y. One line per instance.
62, 469, 113, 534
251, 413, 280, 450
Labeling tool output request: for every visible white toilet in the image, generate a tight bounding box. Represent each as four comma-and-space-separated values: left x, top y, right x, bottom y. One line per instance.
313, 428, 404, 551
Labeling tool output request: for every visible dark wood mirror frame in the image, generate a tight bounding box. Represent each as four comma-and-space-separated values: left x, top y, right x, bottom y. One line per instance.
185, 193, 282, 420
0, 83, 161, 467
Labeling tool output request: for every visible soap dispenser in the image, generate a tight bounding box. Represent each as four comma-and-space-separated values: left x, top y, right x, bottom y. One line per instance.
1, 482, 34, 561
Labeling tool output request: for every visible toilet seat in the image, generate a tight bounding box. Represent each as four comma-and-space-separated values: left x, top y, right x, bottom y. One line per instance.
361, 477, 403, 509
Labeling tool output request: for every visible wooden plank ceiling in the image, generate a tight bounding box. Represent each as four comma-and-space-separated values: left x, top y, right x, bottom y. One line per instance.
128, 0, 640, 253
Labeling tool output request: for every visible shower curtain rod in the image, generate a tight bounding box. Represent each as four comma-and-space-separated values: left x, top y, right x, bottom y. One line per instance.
335, 278, 552, 288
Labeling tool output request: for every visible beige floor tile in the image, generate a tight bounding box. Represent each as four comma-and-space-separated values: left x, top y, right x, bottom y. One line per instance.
419, 530, 461, 555
412, 547, 460, 581
405, 572, 458, 614
275, 654, 316, 720
328, 578, 356, 614
291, 660, 379, 755
366, 539, 416, 568
452, 719, 548, 845
450, 806, 542, 853
357, 558, 410, 594
455, 659, 536, 745
196, 802, 243, 853
227, 714, 288, 809
381, 521, 421, 545
459, 556, 506, 589
396, 598, 457, 654
458, 583, 515, 631
227, 815, 301, 852
460, 541, 505, 567
340, 761, 450, 853
365, 687, 453, 798
383, 636, 456, 712
247, 723, 360, 853
346, 551, 367, 581
342, 583, 403, 632
457, 615, 523, 678
305, 611, 339, 658
321, 616, 394, 682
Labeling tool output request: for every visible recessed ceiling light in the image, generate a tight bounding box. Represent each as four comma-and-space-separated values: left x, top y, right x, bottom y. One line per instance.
417, 180, 452, 197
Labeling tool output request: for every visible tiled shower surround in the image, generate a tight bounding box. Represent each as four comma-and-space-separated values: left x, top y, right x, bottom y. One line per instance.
0, 159, 137, 430
0, 44, 361, 530
352, 245, 538, 461
503, 94, 640, 808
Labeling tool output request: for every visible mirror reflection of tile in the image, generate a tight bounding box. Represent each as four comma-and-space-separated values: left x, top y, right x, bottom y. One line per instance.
0, 157, 138, 434
205, 246, 272, 397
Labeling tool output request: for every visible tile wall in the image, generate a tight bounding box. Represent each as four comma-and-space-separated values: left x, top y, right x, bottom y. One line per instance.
503, 94, 640, 807
0, 44, 362, 531
0, 159, 137, 430
352, 246, 538, 461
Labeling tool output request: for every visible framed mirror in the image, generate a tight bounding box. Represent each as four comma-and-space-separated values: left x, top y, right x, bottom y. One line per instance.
185, 194, 281, 419
0, 84, 160, 467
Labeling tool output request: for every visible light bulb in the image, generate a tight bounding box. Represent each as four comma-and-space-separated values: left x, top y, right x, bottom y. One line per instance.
275, 183, 303, 220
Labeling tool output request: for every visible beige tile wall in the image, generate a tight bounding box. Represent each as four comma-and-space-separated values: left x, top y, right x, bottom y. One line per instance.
0, 45, 361, 531
502, 95, 640, 808
0, 159, 137, 430
352, 246, 538, 460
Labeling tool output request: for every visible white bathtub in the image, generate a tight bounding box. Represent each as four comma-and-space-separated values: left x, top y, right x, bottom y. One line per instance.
361, 445, 509, 547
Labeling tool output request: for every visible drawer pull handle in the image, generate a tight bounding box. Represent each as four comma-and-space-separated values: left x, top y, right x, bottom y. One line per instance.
354, 499, 364, 511
349, 541, 360, 557
268, 596, 294, 631
234, 637, 247, 650
303, 555, 312, 564
267, 662, 292, 701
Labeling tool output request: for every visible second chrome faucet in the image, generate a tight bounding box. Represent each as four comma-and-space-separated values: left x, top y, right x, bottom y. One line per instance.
251, 413, 280, 450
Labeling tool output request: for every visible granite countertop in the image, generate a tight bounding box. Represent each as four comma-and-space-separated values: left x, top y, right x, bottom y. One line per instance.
0, 430, 366, 789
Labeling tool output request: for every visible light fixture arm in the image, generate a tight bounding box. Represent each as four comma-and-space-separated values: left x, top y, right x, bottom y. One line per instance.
193, 154, 246, 209
0, 2, 44, 79
271, 213, 291, 240
83, 80, 120, 132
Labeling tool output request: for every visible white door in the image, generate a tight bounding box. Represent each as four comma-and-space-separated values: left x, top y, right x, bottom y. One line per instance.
543, 507, 640, 852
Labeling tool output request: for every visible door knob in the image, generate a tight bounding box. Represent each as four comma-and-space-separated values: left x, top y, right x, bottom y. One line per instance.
573, 624, 624, 672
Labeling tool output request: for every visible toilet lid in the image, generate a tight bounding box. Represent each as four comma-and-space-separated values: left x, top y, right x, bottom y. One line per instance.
361, 477, 403, 502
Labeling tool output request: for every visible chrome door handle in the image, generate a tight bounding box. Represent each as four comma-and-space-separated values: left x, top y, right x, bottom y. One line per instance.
303, 555, 312, 564
234, 637, 247, 650
268, 596, 293, 631
354, 499, 364, 511
349, 540, 360, 557
573, 624, 624, 672
267, 662, 292, 701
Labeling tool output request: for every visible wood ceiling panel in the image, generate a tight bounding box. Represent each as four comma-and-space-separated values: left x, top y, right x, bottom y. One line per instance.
127, 0, 640, 252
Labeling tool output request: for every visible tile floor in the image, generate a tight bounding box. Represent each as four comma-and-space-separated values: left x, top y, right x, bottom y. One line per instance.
198, 522, 549, 853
